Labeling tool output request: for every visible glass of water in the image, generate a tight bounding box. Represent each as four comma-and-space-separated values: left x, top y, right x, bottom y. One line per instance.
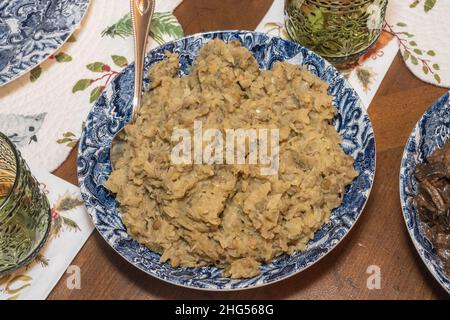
0, 132, 51, 276
285, 0, 388, 67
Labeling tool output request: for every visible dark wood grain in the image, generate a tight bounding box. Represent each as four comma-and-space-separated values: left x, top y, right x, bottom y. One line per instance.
50, 0, 449, 299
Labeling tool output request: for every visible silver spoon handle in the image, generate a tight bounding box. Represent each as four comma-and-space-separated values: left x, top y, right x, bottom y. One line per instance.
130, 0, 155, 122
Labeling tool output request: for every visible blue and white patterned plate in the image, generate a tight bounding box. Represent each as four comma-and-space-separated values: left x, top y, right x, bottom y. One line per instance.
77, 31, 376, 290
0, 0, 90, 86
399, 91, 450, 294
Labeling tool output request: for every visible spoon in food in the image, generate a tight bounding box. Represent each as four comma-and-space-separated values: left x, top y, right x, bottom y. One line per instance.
110, 0, 155, 168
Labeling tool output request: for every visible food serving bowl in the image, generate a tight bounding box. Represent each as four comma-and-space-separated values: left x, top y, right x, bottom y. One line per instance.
399, 91, 450, 293
77, 30, 376, 290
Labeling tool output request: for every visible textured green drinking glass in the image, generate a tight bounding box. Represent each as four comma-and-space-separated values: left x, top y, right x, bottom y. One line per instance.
285, 0, 387, 67
0, 132, 51, 276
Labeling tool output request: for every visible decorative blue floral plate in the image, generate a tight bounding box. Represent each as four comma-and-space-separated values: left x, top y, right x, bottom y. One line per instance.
0, 0, 90, 86
399, 91, 450, 294
77, 31, 376, 290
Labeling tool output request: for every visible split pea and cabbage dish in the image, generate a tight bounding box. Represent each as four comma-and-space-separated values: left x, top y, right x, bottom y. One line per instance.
104, 39, 358, 278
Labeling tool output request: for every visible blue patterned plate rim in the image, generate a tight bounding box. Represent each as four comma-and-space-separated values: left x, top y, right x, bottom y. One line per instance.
399, 91, 450, 294
0, 0, 91, 87
77, 30, 376, 290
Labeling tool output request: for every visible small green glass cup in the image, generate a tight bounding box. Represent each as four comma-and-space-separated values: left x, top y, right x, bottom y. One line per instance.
285, 0, 388, 67
0, 132, 51, 277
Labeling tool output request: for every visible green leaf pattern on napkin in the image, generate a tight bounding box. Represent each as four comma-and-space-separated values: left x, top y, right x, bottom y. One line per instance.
56, 131, 78, 148
29, 66, 42, 82
72, 56, 124, 104
29, 52, 73, 82
385, 22, 441, 84
150, 12, 184, 45
102, 12, 183, 45
101, 13, 132, 38
410, 0, 438, 12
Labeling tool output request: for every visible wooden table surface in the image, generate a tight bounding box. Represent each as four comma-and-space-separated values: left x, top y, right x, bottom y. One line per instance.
49, 0, 449, 299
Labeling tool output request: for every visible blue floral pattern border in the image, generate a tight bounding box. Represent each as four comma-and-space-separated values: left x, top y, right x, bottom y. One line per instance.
77, 31, 376, 290
0, 0, 90, 86
399, 91, 450, 293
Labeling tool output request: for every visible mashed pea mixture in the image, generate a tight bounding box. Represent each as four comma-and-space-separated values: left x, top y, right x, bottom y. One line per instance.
105, 39, 357, 278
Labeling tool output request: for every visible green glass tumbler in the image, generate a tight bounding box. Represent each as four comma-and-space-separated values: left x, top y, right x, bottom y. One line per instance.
285, 0, 388, 67
0, 132, 51, 276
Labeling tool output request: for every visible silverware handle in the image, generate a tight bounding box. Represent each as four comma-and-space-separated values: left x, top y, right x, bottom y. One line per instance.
130, 0, 155, 122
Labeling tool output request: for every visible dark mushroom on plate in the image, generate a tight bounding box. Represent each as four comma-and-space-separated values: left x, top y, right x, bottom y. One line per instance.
414, 141, 450, 275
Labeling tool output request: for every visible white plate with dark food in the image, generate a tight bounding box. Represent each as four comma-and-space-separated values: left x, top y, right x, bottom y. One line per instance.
400, 91, 450, 293
0, 0, 90, 86
77, 31, 376, 290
